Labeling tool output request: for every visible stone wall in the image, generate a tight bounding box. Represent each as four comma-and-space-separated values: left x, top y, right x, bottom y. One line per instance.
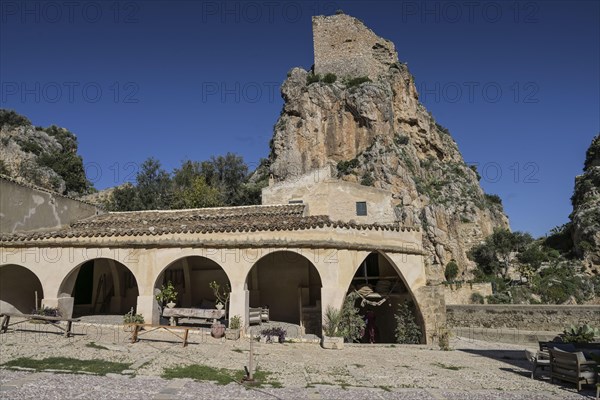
447, 305, 600, 332
443, 283, 493, 305
312, 14, 397, 80
0, 176, 102, 233
413, 285, 446, 342
262, 167, 400, 225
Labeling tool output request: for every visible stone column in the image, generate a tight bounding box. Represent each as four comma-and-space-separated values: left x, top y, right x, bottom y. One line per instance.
137, 295, 160, 325
43, 297, 74, 319
229, 286, 249, 329
412, 285, 446, 344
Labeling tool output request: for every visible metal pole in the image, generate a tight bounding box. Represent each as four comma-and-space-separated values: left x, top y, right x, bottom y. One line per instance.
249, 335, 254, 380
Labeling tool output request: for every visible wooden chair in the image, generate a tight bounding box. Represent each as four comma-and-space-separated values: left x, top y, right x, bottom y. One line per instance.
549, 348, 597, 391
525, 349, 550, 379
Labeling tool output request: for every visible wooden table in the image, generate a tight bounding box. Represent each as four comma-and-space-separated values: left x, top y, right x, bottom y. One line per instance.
0, 313, 80, 337
162, 307, 225, 326
126, 323, 203, 347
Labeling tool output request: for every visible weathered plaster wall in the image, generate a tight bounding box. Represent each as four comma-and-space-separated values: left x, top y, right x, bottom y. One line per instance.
443, 283, 493, 305
262, 167, 398, 224
447, 305, 600, 331
0, 178, 102, 233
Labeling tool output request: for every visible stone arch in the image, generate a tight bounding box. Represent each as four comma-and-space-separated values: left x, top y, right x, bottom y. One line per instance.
344, 251, 426, 343
245, 250, 323, 335
0, 264, 44, 314
58, 258, 139, 317
154, 256, 230, 312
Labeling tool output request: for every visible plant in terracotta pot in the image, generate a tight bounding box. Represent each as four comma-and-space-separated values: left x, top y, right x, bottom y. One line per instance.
156, 281, 178, 308
209, 281, 230, 315
322, 306, 344, 350
225, 315, 242, 340
211, 322, 226, 338
123, 307, 144, 331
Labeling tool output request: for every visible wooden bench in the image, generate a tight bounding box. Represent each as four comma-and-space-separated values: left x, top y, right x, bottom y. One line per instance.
126, 323, 204, 347
162, 307, 225, 326
0, 313, 80, 337
549, 348, 598, 391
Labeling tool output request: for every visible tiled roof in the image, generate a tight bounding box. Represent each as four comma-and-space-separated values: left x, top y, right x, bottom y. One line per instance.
0, 204, 418, 243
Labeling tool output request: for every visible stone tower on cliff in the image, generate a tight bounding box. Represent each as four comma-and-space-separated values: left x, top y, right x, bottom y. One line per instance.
267, 13, 509, 280
312, 14, 398, 81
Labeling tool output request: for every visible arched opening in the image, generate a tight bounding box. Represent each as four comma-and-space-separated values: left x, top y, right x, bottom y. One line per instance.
347, 252, 424, 344
155, 256, 230, 311
60, 259, 139, 317
0, 264, 43, 314
246, 251, 322, 335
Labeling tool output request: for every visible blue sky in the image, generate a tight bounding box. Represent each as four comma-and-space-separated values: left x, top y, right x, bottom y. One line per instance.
1, 0, 598, 237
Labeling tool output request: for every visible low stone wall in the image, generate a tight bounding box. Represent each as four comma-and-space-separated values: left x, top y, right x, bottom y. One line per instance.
447, 305, 600, 332
444, 283, 493, 305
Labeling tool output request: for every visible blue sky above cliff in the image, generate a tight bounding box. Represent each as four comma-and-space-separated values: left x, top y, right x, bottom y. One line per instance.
1, 1, 598, 237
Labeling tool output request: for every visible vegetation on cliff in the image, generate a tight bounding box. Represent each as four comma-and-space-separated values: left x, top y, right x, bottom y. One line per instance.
467, 227, 600, 304
0, 109, 93, 196
570, 134, 600, 270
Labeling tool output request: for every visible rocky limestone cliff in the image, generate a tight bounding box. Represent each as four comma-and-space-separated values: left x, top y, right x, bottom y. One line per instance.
0, 109, 92, 196
571, 134, 600, 273
268, 14, 509, 281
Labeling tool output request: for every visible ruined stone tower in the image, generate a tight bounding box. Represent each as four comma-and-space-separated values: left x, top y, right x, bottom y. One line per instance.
312, 14, 398, 81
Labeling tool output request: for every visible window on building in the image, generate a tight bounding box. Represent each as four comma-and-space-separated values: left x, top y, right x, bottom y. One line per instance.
288, 200, 303, 204
356, 201, 367, 216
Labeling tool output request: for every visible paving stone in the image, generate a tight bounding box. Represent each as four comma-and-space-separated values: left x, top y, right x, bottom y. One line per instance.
0, 327, 598, 399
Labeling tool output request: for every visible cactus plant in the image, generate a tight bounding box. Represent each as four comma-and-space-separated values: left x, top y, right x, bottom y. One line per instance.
561, 324, 600, 343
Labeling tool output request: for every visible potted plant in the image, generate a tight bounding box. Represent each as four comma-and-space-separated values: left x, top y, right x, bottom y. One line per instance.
209, 281, 230, 314
156, 281, 178, 308
225, 315, 242, 340
211, 321, 226, 338
322, 306, 344, 350
123, 307, 144, 331
431, 326, 453, 351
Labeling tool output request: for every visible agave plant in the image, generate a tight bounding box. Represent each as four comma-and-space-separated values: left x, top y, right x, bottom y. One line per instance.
561, 324, 600, 343
323, 306, 343, 337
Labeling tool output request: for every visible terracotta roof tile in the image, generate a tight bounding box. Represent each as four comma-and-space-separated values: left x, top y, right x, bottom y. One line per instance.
0, 204, 419, 244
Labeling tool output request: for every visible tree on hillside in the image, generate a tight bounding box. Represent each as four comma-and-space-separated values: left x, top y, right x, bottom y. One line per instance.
106, 183, 140, 211
172, 160, 203, 190
175, 176, 223, 209
105, 153, 267, 211
468, 228, 533, 278
34, 125, 92, 195
136, 158, 173, 210
209, 153, 249, 205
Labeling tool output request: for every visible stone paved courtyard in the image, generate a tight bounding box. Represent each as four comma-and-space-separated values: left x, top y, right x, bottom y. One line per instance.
0, 320, 598, 399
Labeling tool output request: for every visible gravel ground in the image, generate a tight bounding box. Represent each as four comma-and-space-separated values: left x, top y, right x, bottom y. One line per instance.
0, 320, 597, 399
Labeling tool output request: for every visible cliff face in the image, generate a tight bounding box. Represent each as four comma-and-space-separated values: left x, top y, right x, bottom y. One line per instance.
571, 134, 600, 273
268, 14, 509, 280
0, 109, 91, 196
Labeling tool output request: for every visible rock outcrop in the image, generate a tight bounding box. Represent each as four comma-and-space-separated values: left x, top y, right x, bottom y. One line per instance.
0, 109, 91, 196
268, 14, 509, 281
571, 134, 600, 273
